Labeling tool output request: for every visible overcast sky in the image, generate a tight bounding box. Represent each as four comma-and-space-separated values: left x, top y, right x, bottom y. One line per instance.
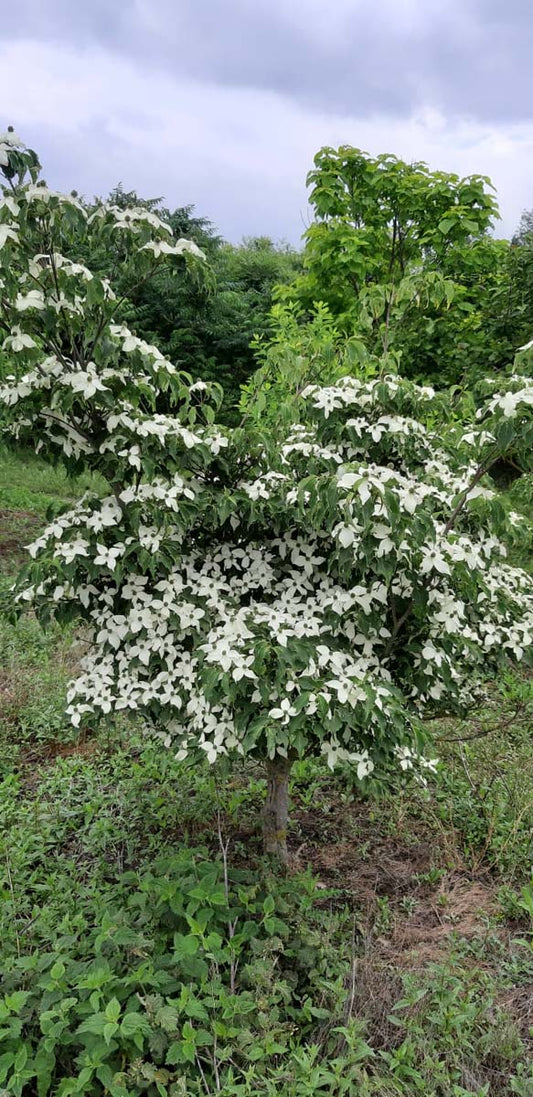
1, 0, 532, 242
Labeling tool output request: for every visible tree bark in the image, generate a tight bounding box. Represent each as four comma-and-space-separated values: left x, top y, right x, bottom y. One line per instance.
263, 755, 292, 864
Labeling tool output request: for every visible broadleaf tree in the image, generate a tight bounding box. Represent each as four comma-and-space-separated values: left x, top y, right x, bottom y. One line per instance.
1, 129, 532, 863
279, 145, 514, 386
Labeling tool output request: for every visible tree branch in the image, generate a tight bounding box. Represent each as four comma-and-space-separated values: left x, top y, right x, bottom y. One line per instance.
442, 449, 498, 535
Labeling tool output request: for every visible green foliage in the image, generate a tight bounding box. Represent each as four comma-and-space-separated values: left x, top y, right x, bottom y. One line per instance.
382, 959, 528, 1095
1, 665, 533, 1094
93, 191, 301, 420
0, 581, 78, 766
240, 301, 371, 428
131, 233, 301, 421
409, 671, 533, 881
499, 209, 533, 360
278, 144, 525, 387
0, 842, 354, 1096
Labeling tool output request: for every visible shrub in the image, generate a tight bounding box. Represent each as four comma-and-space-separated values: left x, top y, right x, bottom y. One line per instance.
0, 128, 532, 863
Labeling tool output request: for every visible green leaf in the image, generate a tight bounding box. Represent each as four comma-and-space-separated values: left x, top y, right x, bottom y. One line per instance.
173, 934, 199, 960
76, 1013, 107, 1038
104, 997, 121, 1024
120, 1012, 151, 1039
14, 1045, 28, 1072
184, 998, 208, 1021
263, 894, 275, 916
0, 1053, 15, 1085
103, 1021, 119, 1045
5, 992, 29, 1014
165, 1042, 184, 1066
34, 1047, 56, 1097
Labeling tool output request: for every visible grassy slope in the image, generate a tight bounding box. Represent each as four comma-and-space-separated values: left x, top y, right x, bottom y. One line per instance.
1, 448, 533, 1096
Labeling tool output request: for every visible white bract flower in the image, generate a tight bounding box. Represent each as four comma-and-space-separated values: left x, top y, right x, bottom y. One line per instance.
93, 543, 125, 569
3, 327, 37, 352
269, 698, 298, 724
64, 369, 108, 398
420, 545, 451, 576
53, 539, 89, 564
0, 195, 20, 216
141, 238, 206, 260
85, 499, 123, 532
15, 289, 45, 311
0, 224, 18, 249
0, 131, 23, 165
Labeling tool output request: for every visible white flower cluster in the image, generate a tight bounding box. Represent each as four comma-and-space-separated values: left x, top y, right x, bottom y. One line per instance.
87, 203, 172, 234
2, 147, 532, 783
478, 375, 533, 419
141, 238, 206, 260
301, 375, 435, 418
45, 536, 403, 767
24, 183, 86, 212
17, 379, 532, 774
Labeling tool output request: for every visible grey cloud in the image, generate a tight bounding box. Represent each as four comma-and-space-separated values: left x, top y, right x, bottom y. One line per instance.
4, 0, 533, 123
2, 2, 533, 245
1, 0, 118, 43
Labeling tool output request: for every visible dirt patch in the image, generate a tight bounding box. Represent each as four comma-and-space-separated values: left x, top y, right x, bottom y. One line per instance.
499, 983, 533, 1045
386, 877, 498, 962
290, 790, 505, 976
294, 795, 437, 898
19, 736, 99, 767
0, 508, 42, 560
0, 506, 39, 524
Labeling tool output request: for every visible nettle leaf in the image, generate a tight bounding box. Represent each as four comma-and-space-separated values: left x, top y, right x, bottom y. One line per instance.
120, 1011, 151, 1047
0, 1053, 15, 1085
183, 997, 209, 1021
173, 934, 199, 961
104, 998, 121, 1023
75, 1013, 108, 1038
154, 1004, 180, 1033
102, 1021, 119, 1045
4, 992, 30, 1014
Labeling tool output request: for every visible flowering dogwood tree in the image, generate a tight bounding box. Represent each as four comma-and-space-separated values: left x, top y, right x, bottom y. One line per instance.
1, 130, 532, 862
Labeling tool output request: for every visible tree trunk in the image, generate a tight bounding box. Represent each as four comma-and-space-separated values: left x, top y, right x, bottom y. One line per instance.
263, 755, 292, 864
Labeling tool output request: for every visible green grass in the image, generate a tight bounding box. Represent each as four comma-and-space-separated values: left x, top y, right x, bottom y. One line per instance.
0, 446, 103, 514
1, 447, 533, 1096
0, 446, 104, 575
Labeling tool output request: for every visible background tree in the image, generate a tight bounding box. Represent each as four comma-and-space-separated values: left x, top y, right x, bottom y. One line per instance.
240, 301, 372, 428
95, 190, 301, 419
279, 145, 518, 386
504, 209, 533, 350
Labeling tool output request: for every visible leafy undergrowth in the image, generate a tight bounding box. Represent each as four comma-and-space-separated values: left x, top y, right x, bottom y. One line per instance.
1, 452, 533, 1095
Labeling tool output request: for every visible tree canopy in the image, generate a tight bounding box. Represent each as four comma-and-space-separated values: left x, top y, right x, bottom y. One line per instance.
1, 128, 532, 862
278, 145, 531, 388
